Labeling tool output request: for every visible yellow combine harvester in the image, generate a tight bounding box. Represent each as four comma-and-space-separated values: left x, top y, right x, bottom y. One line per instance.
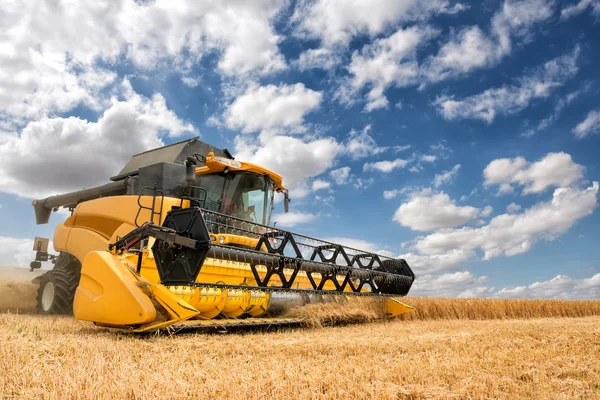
30, 138, 415, 332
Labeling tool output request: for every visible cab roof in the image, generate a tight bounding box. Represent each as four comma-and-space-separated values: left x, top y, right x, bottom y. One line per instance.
195, 152, 286, 192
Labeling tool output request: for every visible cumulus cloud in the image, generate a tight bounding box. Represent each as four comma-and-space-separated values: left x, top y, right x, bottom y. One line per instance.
0, 236, 55, 268
324, 237, 395, 257
0, 80, 195, 198
424, 0, 555, 82
572, 110, 600, 138
410, 271, 491, 297
272, 211, 316, 227
433, 164, 461, 187
224, 83, 322, 135
393, 189, 481, 231
297, 48, 339, 71
234, 135, 342, 194
420, 155, 437, 163
483, 152, 584, 195
506, 203, 522, 213
399, 249, 475, 275
344, 26, 438, 110
383, 188, 411, 200
412, 182, 599, 259
364, 158, 412, 173
0, 0, 288, 126
344, 125, 407, 160
292, 0, 464, 48
480, 206, 493, 217
312, 180, 331, 191
329, 167, 351, 185
522, 84, 591, 137
336, 0, 555, 109
496, 273, 600, 299
435, 47, 580, 122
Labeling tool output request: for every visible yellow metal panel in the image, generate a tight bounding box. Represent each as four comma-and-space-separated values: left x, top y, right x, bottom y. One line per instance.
386, 298, 415, 318
54, 195, 185, 262
195, 152, 286, 191
74, 251, 157, 325
63, 227, 109, 266
52, 223, 70, 253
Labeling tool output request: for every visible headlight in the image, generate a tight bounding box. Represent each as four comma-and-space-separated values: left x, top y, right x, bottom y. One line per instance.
219, 236, 226, 244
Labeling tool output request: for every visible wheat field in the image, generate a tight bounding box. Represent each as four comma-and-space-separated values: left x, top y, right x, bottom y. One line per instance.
1, 313, 599, 399
1, 268, 600, 399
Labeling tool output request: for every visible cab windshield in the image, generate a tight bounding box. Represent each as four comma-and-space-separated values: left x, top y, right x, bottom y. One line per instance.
197, 172, 275, 225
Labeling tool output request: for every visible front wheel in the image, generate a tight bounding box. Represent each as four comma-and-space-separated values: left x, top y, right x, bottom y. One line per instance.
36, 269, 79, 315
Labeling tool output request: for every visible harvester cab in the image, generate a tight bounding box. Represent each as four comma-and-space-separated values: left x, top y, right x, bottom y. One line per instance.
30, 138, 415, 332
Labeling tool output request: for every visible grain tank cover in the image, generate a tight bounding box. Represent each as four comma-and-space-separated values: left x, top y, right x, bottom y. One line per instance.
110, 137, 231, 181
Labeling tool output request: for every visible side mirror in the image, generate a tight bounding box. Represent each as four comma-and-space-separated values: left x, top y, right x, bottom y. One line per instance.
283, 190, 290, 213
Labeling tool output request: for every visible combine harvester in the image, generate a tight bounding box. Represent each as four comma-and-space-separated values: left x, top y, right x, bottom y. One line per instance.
29, 139, 415, 332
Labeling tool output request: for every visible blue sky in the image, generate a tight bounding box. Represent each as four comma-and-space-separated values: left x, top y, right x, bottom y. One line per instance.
0, 0, 599, 298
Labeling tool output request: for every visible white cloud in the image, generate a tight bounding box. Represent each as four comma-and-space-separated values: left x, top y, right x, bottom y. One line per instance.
344, 26, 438, 110
506, 203, 522, 213
433, 164, 461, 187
480, 206, 493, 217
234, 135, 342, 192
399, 249, 475, 275
458, 286, 497, 298
424, 26, 498, 82
312, 180, 331, 191
272, 211, 316, 227
292, 0, 463, 48
0, 236, 49, 268
0, 0, 288, 126
420, 155, 437, 163
435, 48, 580, 122
364, 158, 411, 173
522, 83, 591, 137
412, 182, 599, 260
430, 141, 453, 158
330, 167, 351, 185
297, 48, 339, 71
224, 83, 322, 135
561, 0, 600, 19
572, 110, 600, 138
353, 177, 375, 190
383, 188, 411, 200
0, 80, 195, 198
344, 125, 401, 160
324, 237, 395, 258
393, 189, 481, 231
424, 0, 555, 82
410, 271, 490, 297
496, 273, 600, 299
483, 152, 584, 195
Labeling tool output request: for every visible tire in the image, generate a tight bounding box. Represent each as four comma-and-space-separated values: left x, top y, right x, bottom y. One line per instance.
36, 268, 80, 315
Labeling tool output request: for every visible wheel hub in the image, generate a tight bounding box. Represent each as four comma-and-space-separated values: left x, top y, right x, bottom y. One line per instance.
41, 281, 55, 311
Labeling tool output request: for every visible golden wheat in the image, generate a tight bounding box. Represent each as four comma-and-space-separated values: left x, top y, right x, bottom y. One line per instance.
2, 267, 600, 398
1, 313, 599, 399
399, 296, 600, 320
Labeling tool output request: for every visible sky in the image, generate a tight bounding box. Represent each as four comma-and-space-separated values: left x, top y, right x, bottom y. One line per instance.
0, 0, 599, 299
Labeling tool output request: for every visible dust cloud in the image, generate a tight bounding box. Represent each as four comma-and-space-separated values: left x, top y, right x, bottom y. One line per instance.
0, 267, 45, 313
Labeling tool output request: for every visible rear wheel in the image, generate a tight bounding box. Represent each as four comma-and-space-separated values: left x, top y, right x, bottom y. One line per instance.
36, 267, 80, 315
